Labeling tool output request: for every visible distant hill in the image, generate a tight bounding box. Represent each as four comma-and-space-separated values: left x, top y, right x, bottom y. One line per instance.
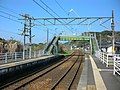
95, 30, 120, 43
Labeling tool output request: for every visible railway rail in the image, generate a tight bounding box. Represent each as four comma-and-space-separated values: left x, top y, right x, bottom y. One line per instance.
2, 50, 84, 90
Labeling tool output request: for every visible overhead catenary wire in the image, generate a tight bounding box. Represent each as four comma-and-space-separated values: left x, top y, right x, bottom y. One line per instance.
0, 5, 24, 20
33, 0, 74, 33
54, 0, 80, 34
33, 0, 70, 30
54, 0, 68, 15
33, 0, 55, 17
0, 10, 19, 19
39, 0, 62, 18
38, 0, 74, 32
0, 5, 19, 15
0, 14, 23, 24
0, 5, 23, 24
34, 21, 56, 35
0, 29, 21, 35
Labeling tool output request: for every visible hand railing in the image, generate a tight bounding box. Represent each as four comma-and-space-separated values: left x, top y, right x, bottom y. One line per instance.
95, 51, 120, 76
0, 50, 44, 64
95, 51, 116, 67
113, 56, 120, 75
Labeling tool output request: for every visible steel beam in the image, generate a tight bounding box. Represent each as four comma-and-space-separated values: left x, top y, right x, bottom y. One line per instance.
32, 17, 112, 26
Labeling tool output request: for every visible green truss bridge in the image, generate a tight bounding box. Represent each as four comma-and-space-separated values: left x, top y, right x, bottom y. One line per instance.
44, 34, 99, 55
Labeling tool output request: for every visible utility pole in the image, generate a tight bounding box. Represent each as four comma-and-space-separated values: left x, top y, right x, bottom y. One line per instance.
29, 18, 32, 58
111, 10, 115, 54
20, 14, 34, 59
23, 23, 26, 60
22, 14, 29, 60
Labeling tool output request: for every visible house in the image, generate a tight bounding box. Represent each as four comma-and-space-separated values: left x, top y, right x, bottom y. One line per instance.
101, 42, 120, 54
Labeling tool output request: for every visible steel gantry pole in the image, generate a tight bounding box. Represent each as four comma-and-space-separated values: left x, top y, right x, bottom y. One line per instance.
29, 18, 32, 58
23, 15, 28, 60
20, 14, 34, 59
111, 10, 115, 54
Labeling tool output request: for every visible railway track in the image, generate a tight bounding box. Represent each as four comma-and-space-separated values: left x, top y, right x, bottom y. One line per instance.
51, 53, 82, 90
3, 50, 84, 90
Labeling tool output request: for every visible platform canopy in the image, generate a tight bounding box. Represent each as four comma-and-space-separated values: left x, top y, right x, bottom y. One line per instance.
59, 36, 90, 41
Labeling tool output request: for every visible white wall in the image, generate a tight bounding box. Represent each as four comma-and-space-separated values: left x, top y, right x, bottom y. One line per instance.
107, 46, 112, 53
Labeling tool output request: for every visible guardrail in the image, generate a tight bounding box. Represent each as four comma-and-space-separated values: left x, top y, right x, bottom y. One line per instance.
0, 50, 44, 64
113, 56, 120, 75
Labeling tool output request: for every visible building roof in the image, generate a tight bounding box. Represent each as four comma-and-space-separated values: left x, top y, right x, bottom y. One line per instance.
101, 42, 120, 48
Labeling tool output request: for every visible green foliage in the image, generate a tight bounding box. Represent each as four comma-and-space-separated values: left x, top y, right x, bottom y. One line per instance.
95, 30, 120, 44
32, 43, 45, 51
0, 38, 6, 43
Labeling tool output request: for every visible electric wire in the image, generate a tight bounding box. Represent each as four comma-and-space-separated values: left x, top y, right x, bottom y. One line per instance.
39, 0, 73, 32
0, 5, 19, 15
54, 0, 68, 15
32, 20, 55, 35
0, 29, 21, 35
33, 0, 55, 17
0, 5, 23, 24
33, 0, 74, 33
39, 0, 62, 17
0, 10, 19, 19
0, 14, 23, 24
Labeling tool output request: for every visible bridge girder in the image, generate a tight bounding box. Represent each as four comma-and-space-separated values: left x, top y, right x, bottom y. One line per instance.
59, 36, 90, 41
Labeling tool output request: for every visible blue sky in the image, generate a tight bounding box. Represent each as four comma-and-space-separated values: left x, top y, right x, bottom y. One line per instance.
0, 0, 120, 43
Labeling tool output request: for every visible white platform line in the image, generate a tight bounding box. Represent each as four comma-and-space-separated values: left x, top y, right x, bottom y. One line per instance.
89, 55, 107, 90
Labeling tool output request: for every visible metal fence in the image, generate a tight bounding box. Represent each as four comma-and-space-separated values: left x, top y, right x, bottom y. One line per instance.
0, 50, 44, 64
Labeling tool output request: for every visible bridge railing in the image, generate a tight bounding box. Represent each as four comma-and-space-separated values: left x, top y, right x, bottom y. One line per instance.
113, 56, 120, 75
0, 50, 44, 64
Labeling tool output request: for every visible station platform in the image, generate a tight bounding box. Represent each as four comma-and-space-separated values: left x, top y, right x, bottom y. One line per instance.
77, 54, 120, 90
0, 55, 55, 70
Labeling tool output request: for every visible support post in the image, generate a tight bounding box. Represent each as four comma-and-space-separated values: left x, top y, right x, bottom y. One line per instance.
102, 52, 104, 64
106, 54, 108, 67
90, 34, 92, 54
20, 14, 34, 60
47, 28, 49, 45
5, 53, 7, 63
111, 10, 115, 54
29, 18, 32, 59
23, 16, 27, 60
15, 52, 17, 61
113, 56, 116, 75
